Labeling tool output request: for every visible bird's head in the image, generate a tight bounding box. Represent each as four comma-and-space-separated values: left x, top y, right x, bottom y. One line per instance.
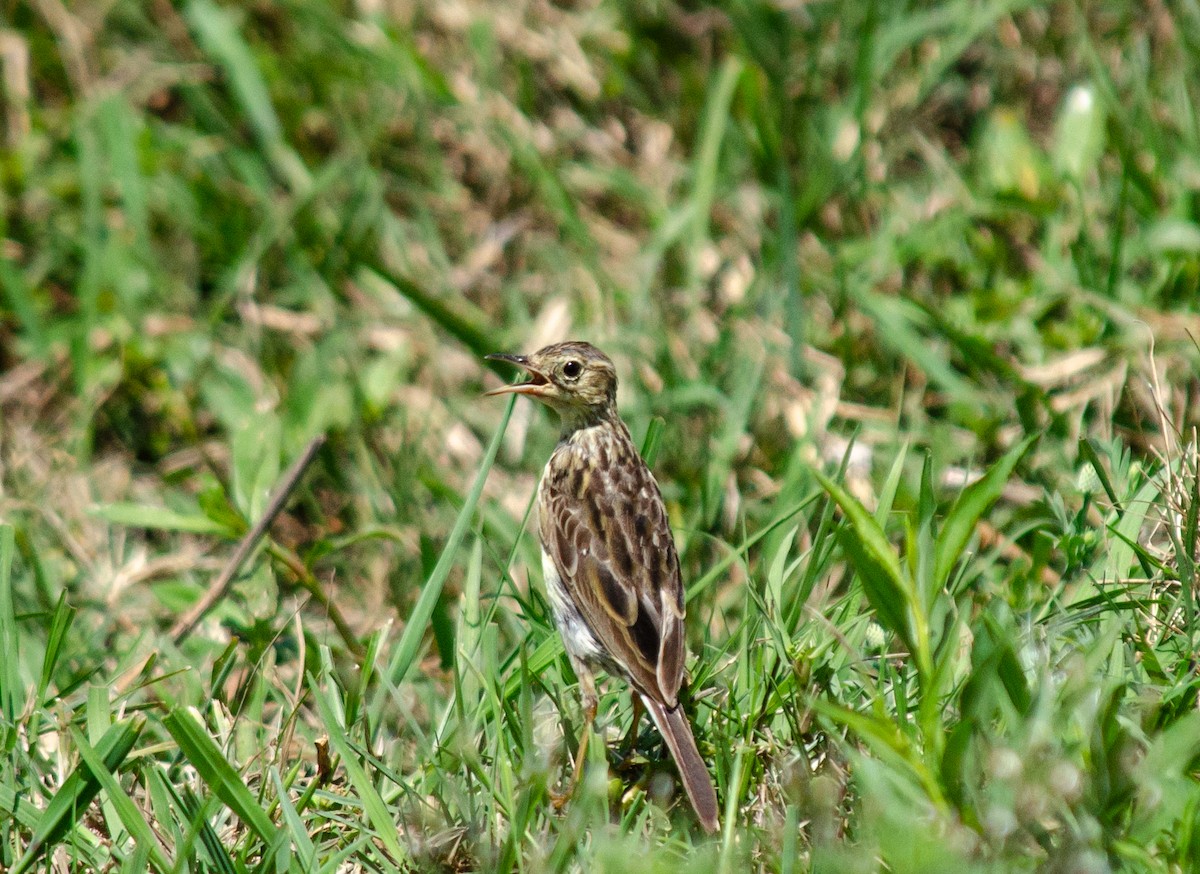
486, 341, 617, 427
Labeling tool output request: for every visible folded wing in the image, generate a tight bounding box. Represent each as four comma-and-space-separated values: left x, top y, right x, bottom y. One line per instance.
540, 445, 686, 706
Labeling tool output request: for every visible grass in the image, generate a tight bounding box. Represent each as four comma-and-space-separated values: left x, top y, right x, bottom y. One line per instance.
2, 0, 1200, 870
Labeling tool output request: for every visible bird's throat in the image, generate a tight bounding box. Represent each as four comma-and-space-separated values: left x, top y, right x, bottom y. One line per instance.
555, 403, 621, 439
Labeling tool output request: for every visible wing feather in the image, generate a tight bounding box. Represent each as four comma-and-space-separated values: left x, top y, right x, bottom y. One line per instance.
540, 429, 687, 706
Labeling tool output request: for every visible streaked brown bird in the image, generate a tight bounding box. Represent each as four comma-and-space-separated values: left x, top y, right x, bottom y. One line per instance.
486, 341, 719, 833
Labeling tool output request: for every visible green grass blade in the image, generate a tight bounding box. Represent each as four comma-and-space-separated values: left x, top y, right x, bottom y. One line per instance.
69, 726, 173, 872
686, 495, 817, 602
501, 634, 563, 701
640, 416, 666, 467
12, 716, 145, 874
689, 56, 744, 286
358, 260, 498, 361
1078, 438, 1124, 514
171, 784, 238, 874
0, 257, 45, 356
851, 290, 979, 406
385, 395, 513, 687
36, 592, 75, 705
161, 709, 284, 853
808, 696, 946, 809
185, 0, 310, 192
812, 468, 923, 668
0, 524, 19, 731
308, 665, 408, 864
874, 441, 910, 527
270, 768, 317, 872
346, 625, 388, 731
933, 435, 1037, 589
1096, 477, 1160, 593
96, 95, 149, 250
186, 0, 280, 146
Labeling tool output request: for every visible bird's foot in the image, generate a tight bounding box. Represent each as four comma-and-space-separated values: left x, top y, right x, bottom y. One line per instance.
550, 719, 592, 811
549, 785, 573, 811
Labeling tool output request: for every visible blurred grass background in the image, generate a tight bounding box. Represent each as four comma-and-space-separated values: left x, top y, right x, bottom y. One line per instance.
2, 0, 1200, 870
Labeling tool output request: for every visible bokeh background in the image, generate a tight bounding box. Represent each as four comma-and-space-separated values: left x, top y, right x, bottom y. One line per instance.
2, 1, 1200, 871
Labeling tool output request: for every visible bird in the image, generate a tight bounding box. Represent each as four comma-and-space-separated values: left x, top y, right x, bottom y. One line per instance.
485, 341, 719, 833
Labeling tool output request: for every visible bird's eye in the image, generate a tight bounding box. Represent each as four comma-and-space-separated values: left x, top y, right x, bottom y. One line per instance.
562, 360, 583, 380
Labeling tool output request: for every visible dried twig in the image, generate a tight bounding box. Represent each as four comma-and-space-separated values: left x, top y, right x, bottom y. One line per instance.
170, 434, 327, 646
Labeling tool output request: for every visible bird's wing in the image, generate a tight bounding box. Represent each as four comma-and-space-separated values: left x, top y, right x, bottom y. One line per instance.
540, 440, 686, 705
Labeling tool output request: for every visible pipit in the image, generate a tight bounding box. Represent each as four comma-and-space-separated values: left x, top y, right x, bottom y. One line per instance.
486, 341, 719, 833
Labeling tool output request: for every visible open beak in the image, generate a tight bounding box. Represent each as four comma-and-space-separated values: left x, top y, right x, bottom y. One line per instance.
484, 353, 552, 397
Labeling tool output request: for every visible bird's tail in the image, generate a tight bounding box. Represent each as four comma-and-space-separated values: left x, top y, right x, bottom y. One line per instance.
642, 695, 719, 834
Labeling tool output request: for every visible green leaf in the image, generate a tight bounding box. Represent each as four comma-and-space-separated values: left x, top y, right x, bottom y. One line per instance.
197, 477, 247, 534
346, 625, 388, 732
0, 257, 45, 356
689, 55, 744, 281
1132, 712, 1200, 842
89, 503, 229, 536
914, 452, 937, 610
1100, 477, 1160, 586
851, 290, 979, 406
96, 95, 149, 249
231, 415, 281, 520
499, 633, 560, 703
359, 260, 497, 361
765, 525, 799, 616
687, 495, 816, 602
169, 780, 237, 874
807, 695, 945, 807
988, 625, 1031, 717
187, 0, 279, 144
933, 434, 1037, 589
978, 108, 1050, 202
421, 535, 456, 669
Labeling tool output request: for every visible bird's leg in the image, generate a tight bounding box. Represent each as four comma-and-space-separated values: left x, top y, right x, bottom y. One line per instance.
552, 670, 598, 810
570, 692, 597, 787
615, 694, 645, 772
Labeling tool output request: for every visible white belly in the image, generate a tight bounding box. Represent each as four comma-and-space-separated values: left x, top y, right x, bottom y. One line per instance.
541, 549, 606, 665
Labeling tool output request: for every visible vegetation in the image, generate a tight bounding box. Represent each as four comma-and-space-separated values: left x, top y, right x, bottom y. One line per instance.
2, 0, 1200, 870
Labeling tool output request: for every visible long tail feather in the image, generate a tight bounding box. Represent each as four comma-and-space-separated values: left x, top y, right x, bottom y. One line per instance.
642, 695, 719, 833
